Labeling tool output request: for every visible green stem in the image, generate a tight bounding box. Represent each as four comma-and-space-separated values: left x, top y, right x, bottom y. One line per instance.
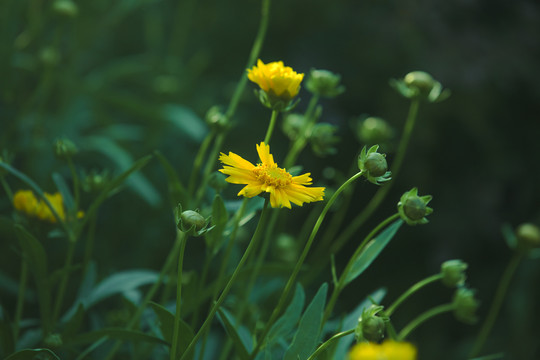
322, 213, 400, 324
102, 230, 185, 360
171, 232, 188, 360
67, 157, 80, 210
306, 328, 354, 360
283, 94, 319, 168
469, 251, 523, 358
1, 175, 13, 200
194, 133, 226, 206
82, 213, 97, 277
385, 273, 443, 316
397, 303, 455, 341
13, 258, 28, 342
263, 110, 279, 144
179, 199, 270, 360
190, 249, 213, 329
251, 171, 364, 358
188, 130, 216, 201
328, 98, 420, 256
51, 240, 77, 326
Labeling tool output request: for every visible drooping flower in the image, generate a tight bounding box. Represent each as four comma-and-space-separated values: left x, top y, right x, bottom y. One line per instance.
13, 189, 83, 223
247, 59, 304, 100
348, 341, 417, 360
219, 142, 324, 209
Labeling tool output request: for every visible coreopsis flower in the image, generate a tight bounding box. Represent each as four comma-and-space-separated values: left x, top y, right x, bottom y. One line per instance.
247, 59, 304, 111
13, 189, 83, 223
348, 341, 417, 360
219, 142, 325, 209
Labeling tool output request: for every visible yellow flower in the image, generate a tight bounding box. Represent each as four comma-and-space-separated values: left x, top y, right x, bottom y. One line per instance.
247, 59, 304, 100
13, 189, 83, 223
348, 341, 417, 360
219, 142, 325, 209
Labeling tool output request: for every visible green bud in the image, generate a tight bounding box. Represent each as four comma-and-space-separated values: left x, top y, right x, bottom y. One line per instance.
53, 0, 79, 18
282, 113, 308, 141
441, 260, 468, 288
397, 188, 433, 225
453, 287, 479, 325
205, 106, 230, 131
208, 171, 228, 192
44, 333, 63, 348
390, 71, 450, 102
516, 223, 540, 250
175, 204, 214, 237
255, 89, 299, 112
355, 304, 388, 343
54, 138, 78, 160
309, 123, 339, 157
305, 69, 345, 98
82, 169, 110, 193
357, 145, 392, 185
355, 116, 393, 146
364, 152, 388, 177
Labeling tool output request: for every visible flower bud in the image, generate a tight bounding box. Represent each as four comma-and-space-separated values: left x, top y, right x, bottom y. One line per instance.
355, 305, 388, 343
282, 113, 307, 141
516, 223, 540, 250
305, 69, 345, 98
53, 0, 79, 18
54, 138, 78, 160
390, 71, 450, 102
364, 152, 388, 177
397, 188, 433, 225
180, 210, 206, 231
357, 145, 392, 185
453, 287, 479, 325
355, 116, 393, 146
441, 259, 468, 288
82, 169, 110, 193
309, 123, 339, 157
205, 106, 230, 132
208, 171, 228, 192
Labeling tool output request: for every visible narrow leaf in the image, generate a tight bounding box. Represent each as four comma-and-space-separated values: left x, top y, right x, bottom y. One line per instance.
52, 172, 75, 212
284, 283, 328, 360
5, 348, 60, 360
266, 283, 305, 346
149, 301, 194, 355
217, 307, 251, 360
344, 220, 403, 285
154, 150, 188, 208
205, 194, 229, 253
65, 327, 169, 347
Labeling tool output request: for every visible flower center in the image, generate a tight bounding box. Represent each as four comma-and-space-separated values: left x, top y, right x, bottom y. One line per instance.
253, 163, 292, 188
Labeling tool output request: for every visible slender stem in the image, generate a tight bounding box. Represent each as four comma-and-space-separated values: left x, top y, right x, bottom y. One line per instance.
469, 252, 523, 358
397, 303, 455, 341
171, 233, 188, 360
67, 157, 80, 210
1, 176, 13, 200
82, 214, 97, 277
51, 240, 77, 326
322, 213, 401, 324
190, 249, 213, 328
102, 230, 185, 360
306, 329, 354, 360
251, 171, 364, 358
188, 131, 216, 201
194, 133, 226, 206
283, 94, 320, 168
328, 99, 420, 256
263, 110, 279, 144
13, 258, 28, 342
385, 273, 443, 316
179, 199, 270, 360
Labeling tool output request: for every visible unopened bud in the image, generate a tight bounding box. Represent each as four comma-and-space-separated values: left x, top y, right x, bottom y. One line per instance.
453, 287, 479, 325
54, 138, 78, 160
397, 188, 433, 225
516, 223, 540, 250
364, 152, 388, 177
355, 304, 388, 343
305, 69, 345, 98
441, 260, 468, 288
180, 210, 206, 231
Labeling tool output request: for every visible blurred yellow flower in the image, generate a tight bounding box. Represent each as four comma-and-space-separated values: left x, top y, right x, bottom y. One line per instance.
219, 142, 324, 209
348, 341, 417, 360
247, 59, 304, 100
13, 189, 83, 223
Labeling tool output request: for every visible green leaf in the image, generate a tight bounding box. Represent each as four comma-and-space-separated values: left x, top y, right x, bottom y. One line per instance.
266, 283, 305, 346
344, 220, 403, 285
217, 307, 251, 360
52, 172, 75, 212
62, 303, 85, 339
205, 194, 228, 254
0, 306, 15, 357
14, 225, 52, 332
65, 327, 169, 347
83, 137, 160, 207
149, 301, 194, 356
82, 153, 154, 226
163, 104, 208, 142
154, 150, 188, 208
332, 288, 386, 360
5, 348, 60, 360
284, 283, 328, 360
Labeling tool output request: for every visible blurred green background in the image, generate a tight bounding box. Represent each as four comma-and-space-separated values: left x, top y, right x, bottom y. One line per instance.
1, 0, 539, 359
